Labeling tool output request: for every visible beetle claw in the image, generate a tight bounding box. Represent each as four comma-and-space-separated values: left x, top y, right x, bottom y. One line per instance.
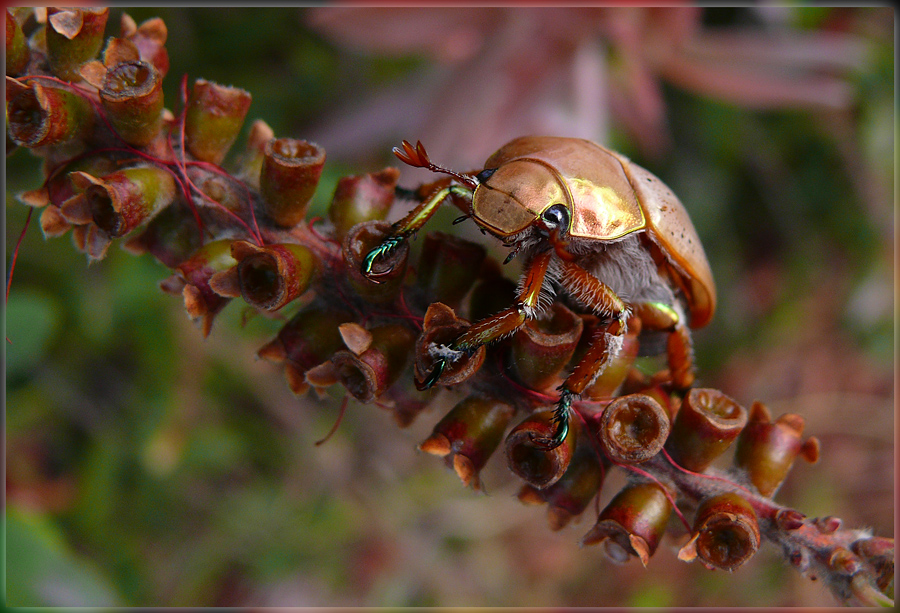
418, 357, 447, 390
361, 237, 403, 281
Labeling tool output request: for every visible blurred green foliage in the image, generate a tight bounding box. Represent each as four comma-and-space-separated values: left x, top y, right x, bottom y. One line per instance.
5, 6, 893, 607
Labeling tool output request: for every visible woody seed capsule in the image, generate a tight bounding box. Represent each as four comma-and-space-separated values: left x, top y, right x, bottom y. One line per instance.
582, 481, 673, 566
414, 303, 486, 390
230, 240, 316, 311
665, 388, 747, 473
342, 221, 409, 304
6, 80, 94, 148
166, 240, 237, 337
508, 302, 583, 391
183, 79, 252, 165
259, 138, 326, 227
330, 323, 417, 403
419, 395, 515, 490
505, 409, 577, 489
536, 443, 607, 531
734, 402, 820, 497
45, 7, 109, 81
327, 168, 400, 239
597, 393, 671, 464
414, 232, 487, 311
100, 60, 164, 146
678, 492, 760, 571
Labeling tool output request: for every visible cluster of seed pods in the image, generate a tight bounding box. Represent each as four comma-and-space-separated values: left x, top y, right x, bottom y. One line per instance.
6, 7, 892, 604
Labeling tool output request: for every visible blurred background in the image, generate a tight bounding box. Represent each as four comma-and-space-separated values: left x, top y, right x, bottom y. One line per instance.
5, 5, 894, 607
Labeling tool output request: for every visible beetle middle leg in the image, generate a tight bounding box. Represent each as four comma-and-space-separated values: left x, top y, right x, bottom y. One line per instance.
419, 250, 553, 388
533, 260, 630, 450
632, 301, 695, 390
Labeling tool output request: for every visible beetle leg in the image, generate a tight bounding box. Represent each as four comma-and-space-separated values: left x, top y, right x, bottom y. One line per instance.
633, 301, 695, 391
419, 250, 553, 387
361, 184, 473, 280
534, 260, 630, 450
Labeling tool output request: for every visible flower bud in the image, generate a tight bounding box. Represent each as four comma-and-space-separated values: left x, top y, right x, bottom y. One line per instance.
508, 302, 582, 391
327, 168, 400, 239
100, 60, 164, 146
45, 7, 109, 81
6, 79, 94, 148
419, 395, 515, 489
210, 240, 316, 311
259, 138, 325, 227
330, 323, 417, 403
677, 492, 760, 571
665, 388, 747, 473
534, 443, 608, 531
342, 221, 409, 303
183, 79, 251, 165
582, 481, 673, 566
414, 303, 486, 390
734, 402, 820, 497
414, 232, 486, 311
62, 165, 176, 238
162, 240, 236, 337
597, 393, 670, 465
505, 409, 577, 489
257, 302, 354, 395
6, 9, 29, 76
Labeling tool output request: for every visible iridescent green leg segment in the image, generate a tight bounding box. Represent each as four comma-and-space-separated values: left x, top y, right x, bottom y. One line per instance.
360, 184, 472, 279
534, 389, 573, 450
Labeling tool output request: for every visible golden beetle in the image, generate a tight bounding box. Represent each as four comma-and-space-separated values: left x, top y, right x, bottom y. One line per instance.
363, 136, 716, 449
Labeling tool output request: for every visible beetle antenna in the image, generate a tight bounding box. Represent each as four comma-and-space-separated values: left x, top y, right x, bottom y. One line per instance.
393, 140, 478, 190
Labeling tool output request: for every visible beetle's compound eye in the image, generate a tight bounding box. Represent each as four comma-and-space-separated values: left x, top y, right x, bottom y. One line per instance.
475, 168, 497, 184
541, 204, 569, 230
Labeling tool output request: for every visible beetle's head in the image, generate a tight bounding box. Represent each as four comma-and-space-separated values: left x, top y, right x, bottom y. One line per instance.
470, 160, 571, 240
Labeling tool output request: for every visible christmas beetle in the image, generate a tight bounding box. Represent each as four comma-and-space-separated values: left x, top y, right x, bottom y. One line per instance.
362, 136, 716, 449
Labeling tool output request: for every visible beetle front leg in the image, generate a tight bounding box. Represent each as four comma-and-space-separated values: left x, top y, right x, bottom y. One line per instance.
361, 184, 472, 281
419, 250, 553, 388
534, 260, 629, 450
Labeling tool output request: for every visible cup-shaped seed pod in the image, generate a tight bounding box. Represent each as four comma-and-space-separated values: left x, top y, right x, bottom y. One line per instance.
665, 388, 748, 473
257, 302, 355, 395
734, 402, 820, 497
597, 393, 671, 465
183, 78, 252, 165
582, 481, 674, 566
342, 221, 410, 304
327, 168, 400, 239
467, 259, 518, 322
505, 409, 577, 489
6, 79, 94, 148
419, 395, 515, 489
508, 302, 583, 391
100, 60, 164, 147
538, 443, 607, 531
582, 321, 640, 400
414, 302, 486, 390
259, 138, 325, 227
6, 10, 29, 76
330, 323, 417, 403
45, 7, 109, 81
677, 492, 760, 571
414, 232, 487, 311
163, 240, 236, 337
63, 165, 176, 238
219, 240, 316, 311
